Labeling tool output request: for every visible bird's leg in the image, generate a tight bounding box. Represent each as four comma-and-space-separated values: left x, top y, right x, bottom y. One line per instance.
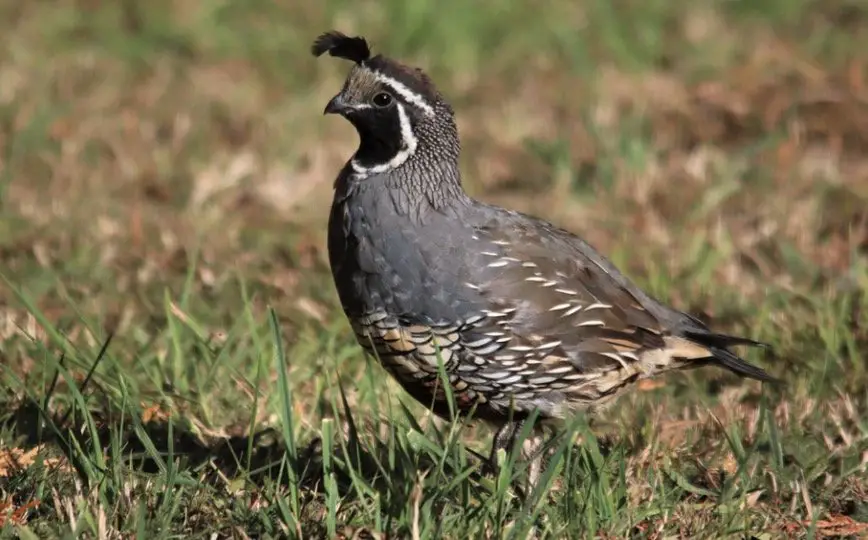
486, 418, 549, 490
486, 421, 519, 475
521, 426, 547, 495
486, 419, 553, 499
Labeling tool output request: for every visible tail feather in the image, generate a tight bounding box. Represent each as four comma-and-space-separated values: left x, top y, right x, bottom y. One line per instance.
681, 330, 771, 351
680, 330, 780, 384
707, 345, 779, 383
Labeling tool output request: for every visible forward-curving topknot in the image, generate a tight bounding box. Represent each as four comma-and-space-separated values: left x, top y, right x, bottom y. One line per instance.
311, 31, 371, 64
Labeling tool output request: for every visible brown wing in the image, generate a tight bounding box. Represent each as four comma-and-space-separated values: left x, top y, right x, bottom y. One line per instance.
438, 217, 719, 417
466, 219, 667, 361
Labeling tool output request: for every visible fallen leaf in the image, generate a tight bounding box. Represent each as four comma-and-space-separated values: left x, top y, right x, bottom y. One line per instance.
142, 403, 171, 424
638, 380, 665, 391
0, 447, 40, 477
804, 514, 868, 537
744, 489, 764, 508
0, 498, 41, 527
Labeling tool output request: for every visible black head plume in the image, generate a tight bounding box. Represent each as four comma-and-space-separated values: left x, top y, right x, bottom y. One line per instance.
311, 31, 371, 64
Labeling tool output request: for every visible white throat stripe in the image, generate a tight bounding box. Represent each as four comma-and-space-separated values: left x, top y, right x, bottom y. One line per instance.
351, 103, 418, 176
373, 72, 435, 117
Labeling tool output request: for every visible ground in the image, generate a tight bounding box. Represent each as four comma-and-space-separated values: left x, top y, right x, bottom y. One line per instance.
1, 0, 868, 538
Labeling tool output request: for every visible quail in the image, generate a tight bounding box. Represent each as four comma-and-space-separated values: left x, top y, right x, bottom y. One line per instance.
312, 31, 776, 488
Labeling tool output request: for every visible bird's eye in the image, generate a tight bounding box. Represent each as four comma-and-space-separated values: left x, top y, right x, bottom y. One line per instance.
372, 92, 393, 107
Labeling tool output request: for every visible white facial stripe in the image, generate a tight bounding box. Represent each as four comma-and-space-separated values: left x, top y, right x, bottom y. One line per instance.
351, 103, 418, 177
373, 72, 435, 117
397, 103, 418, 153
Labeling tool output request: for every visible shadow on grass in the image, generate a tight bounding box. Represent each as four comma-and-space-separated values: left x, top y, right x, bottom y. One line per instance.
1, 382, 508, 526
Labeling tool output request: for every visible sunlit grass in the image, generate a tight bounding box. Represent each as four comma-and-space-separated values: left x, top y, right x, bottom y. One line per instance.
2, 0, 868, 537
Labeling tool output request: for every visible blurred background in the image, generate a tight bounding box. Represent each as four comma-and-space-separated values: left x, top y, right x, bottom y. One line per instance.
1, 0, 867, 536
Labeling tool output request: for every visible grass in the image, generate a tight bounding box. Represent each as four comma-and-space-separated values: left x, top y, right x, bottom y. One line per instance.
1, 0, 868, 537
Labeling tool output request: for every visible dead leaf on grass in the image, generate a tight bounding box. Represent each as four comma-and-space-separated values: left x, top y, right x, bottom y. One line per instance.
0, 446, 40, 477
141, 403, 171, 424
0, 498, 41, 527
637, 380, 666, 391
785, 514, 868, 538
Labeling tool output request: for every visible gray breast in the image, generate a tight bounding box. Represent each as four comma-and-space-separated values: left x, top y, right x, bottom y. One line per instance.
328, 173, 484, 323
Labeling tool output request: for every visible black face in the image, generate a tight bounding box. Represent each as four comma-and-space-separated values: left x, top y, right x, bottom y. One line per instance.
325, 78, 418, 172
343, 93, 405, 170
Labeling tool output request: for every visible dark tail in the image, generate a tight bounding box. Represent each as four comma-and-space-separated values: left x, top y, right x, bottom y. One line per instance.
681, 330, 780, 384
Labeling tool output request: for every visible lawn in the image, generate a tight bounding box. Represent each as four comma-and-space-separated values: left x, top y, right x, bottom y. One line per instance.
1, 0, 867, 537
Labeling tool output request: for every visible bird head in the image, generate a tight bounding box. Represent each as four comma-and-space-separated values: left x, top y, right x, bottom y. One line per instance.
311, 31, 459, 178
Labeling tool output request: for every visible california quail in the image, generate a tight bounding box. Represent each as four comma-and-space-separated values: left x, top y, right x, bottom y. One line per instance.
312, 31, 776, 488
